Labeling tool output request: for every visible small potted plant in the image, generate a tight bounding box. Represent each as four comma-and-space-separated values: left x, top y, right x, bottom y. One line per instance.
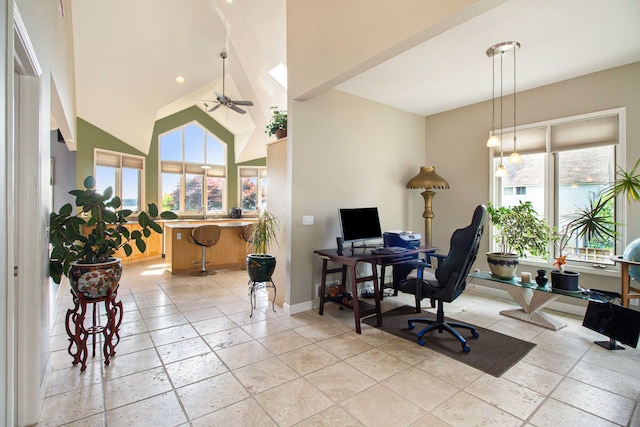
487, 201, 557, 279
265, 106, 287, 139
49, 176, 177, 298
246, 210, 280, 282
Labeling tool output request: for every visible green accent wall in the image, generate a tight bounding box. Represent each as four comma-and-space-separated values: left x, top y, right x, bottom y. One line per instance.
76, 106, 266, 210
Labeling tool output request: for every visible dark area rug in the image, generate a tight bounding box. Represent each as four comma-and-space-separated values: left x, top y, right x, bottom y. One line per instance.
362, 305, 536, 377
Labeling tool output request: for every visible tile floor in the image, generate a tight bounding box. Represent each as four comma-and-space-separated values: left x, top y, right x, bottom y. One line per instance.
39, 260, 640, 426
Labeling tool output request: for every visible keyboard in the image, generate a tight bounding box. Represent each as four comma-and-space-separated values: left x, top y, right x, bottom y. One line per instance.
373, 246, 410, 255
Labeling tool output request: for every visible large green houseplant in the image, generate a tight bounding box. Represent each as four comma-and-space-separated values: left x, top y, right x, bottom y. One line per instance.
49, 176, 177, 296
486, 201, 557, 279
246, 210, 279, 282
264, 106, 287, 139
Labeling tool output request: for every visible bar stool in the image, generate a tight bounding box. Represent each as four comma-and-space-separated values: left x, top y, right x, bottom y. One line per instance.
191, 224, 221, 276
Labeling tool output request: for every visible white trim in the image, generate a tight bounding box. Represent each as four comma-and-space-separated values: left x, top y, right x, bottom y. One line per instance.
284, 300, 314, 315
13, 4, 41, 76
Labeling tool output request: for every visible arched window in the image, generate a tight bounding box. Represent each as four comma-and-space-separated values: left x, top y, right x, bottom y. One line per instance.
159, 121, 227, 215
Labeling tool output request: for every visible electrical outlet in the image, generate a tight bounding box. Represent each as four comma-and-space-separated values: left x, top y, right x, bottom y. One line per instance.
176, 232, 182, 240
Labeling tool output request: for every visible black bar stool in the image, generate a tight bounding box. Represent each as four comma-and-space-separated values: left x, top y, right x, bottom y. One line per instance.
190, 225, 221, 276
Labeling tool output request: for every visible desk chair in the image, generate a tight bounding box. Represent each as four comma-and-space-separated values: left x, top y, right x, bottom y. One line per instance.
190, 225, 221, 276
400, 205, 486, 352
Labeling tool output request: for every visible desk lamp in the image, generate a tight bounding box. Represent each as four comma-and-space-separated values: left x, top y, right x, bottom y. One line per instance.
406, 166, 449, 248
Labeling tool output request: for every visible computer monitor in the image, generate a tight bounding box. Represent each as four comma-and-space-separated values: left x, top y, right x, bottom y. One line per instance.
582, 300, 640, 350
338, 207, 382, 246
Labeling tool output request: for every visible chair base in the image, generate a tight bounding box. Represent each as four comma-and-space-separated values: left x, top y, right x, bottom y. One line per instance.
407, 301, 479, 353
190, 269, 217, 276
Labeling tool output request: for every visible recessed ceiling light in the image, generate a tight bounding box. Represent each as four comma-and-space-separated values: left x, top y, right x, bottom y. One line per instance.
175, 76, 185, 83
268, 63, 287, 89
226, 0, 232, 3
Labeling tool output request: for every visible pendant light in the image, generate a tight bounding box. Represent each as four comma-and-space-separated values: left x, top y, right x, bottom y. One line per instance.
486, 53, 500, 148
486, 41, 521, 177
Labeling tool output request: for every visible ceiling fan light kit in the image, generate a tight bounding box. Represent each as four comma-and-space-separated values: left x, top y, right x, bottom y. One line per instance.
203, 51, 254, 114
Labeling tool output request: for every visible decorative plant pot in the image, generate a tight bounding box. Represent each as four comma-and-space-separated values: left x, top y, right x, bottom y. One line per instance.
550, 269, 580, 291
69, 258, 122, 299
486, 252, 519, 279
535, 269, 549, 287
275, 128, 287, 139
246, 254, 277, 283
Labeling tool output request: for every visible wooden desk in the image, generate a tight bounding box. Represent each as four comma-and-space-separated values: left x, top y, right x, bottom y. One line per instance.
314, 247, 436, 334
469, 271, 613, 331
610, 255, 640, 307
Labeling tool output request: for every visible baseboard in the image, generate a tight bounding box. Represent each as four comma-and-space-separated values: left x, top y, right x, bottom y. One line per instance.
284, 299, 314, 315
467, 282, 587, 317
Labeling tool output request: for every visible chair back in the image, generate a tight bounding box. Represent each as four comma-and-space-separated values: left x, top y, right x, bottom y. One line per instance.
435, 205, 486, 301
192, 225, 221, 248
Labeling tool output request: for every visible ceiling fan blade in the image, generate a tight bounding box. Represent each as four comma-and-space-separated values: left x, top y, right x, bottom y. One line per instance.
215, 92, 227, 103
208, 103, 222, 113
232, 100, 254, 106
228, 104, 247, 114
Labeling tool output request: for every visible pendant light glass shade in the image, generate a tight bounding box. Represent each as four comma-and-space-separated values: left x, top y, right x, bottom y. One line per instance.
509, 151, 521, 163
495, 164, 508, 177
486, 134, 500, 147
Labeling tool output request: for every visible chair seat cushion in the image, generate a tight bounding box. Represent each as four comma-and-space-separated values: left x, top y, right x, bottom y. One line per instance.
399, 268, 444, 298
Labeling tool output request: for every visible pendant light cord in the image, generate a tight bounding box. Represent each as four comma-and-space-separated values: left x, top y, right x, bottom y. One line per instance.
513, 46, 517, 152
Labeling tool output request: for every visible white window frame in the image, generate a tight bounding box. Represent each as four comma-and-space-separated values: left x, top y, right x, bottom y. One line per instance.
488, 107, 626, 276
238, 166, 267, 215
94, 148, 145, 212
158, 121, 228, 216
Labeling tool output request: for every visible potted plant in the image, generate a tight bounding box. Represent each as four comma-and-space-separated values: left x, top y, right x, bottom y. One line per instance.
551, 158, 640, 290
246, 210, 279, 282
49, 176, 177, 298
265, 106, 287, 139
487, 201, 557, 279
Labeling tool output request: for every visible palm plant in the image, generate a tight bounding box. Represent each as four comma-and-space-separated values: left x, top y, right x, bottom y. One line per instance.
248, 210, 279, 255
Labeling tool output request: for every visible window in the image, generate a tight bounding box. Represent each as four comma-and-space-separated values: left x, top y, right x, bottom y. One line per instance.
159, 122, 227, 215
239, 167, 267, 214
490, 108, 624, 271
94, 149, 144, 211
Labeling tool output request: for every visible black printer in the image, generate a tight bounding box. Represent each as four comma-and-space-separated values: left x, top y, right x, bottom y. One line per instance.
383, 231, 421, 249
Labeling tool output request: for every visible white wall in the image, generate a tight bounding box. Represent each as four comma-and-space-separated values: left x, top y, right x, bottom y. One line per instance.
288, 89, 425, 308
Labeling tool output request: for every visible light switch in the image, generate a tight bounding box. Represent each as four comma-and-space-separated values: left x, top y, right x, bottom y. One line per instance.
177, 232, 182, 240
302, 215, 314, 225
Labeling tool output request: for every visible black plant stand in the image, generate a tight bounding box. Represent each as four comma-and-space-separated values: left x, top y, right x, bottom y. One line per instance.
248, 279, 276, 317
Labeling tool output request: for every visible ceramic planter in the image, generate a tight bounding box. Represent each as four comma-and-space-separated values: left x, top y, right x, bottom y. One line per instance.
69, 258, 122, 299
550, 269, 580, 291
486, 252, 519, 279
246, 254, 277, 283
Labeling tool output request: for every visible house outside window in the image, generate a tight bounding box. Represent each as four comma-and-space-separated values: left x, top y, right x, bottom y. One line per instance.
489, 108, 624, 272
94, 149, 144, 211
239, 166, 267, 214
159, 122, 227, 215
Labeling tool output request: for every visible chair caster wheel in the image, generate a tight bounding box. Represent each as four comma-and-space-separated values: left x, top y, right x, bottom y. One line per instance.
462, 344, 470, 353
471, 331, 479, 339
408, 322, 415, 331
418, 339, 425, 346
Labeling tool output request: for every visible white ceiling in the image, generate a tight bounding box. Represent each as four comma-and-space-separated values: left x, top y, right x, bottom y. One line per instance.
337, 0, 640, 116
69, 0, 640, 160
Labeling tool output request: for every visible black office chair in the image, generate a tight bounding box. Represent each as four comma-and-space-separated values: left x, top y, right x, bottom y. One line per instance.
399, 205, 486, 352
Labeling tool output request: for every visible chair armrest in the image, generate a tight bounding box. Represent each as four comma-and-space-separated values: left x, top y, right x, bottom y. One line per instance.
423, 253, 446, 266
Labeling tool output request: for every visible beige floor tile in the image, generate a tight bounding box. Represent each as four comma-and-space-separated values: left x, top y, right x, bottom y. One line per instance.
315, 333, 374, 359
102, 347, 163, 380
149, 323, 198, 347
551, 377, 635, 425
139, 303, 182, 320
465, 374, 545, 420
278, 344, 339, 375
345, 348, 411, 382
113, 332, 155, 356
106, 391, 187, 425
203, 327, 254, 350
143, 312, 189, 331
305, 361, 377, 402
377, 336, 439, 365
529, 398, 619, 427
341, 384, 424, 426
411, 413, 452, 427
233, 356, 300, 394
177, 372, 250, 420
39, 384, 104, 426
156, 336, 211, 364
581, 344, 640, 379
522, 345, 578, 375
165, 351, 229, 388
294, 405, 361, 426
46, 361, 103, 397
502, 361, 563, 395
293, 321, 344, 342
414, 352, 483, 389
241, 318, 289, 339
569, 360, 640, 399
191, 315, 238, 335
190, 398, 277, 427
382, 367, 459, 411
254, 378, 333, 426
432, 391, 523, 426
104, 366, 173, 410
182, 305, 225, 323
216, 340, 274, 369
258, 329, 312, 354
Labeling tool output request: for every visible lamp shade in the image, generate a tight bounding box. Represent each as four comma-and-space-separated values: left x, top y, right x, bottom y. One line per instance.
406, 166, 450, 190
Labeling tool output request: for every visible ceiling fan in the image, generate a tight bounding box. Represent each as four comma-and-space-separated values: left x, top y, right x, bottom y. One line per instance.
203, 51, 254, 115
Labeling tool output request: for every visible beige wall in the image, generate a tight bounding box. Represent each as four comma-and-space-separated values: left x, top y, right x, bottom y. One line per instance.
425, 62, 640, 294
287, 0, 504, 101
288, 89, 425, 308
